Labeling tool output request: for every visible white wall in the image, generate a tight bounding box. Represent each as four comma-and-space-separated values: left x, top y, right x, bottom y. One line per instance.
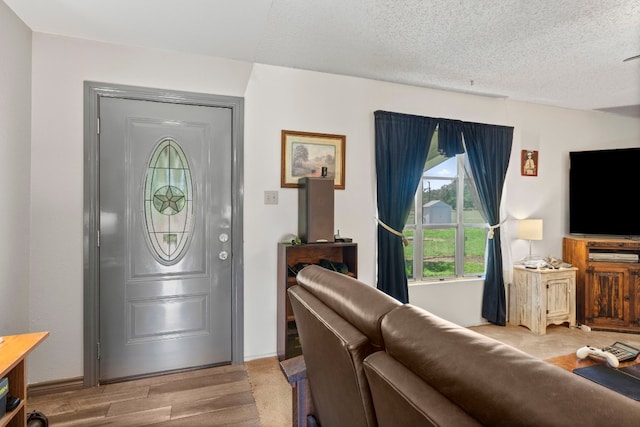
503, 102, 640, 267
243, 66, 381, 358
25, 32, 640, 383
0, 1, 31, 335
244, 65, 511, 337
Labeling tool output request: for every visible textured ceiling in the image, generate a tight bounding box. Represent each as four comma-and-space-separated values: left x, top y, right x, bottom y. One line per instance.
5, 0, 640, 117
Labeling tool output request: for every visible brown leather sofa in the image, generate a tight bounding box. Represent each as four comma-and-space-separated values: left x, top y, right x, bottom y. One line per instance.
288, 265, 640, 427
288, 264, 401, 426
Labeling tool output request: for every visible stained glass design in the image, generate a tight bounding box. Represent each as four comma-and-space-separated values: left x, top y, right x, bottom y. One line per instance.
144, 138, 194, 264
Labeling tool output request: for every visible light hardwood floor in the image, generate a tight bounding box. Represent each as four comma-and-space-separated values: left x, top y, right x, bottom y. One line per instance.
469, 323, 640, 360
25, 324, 640, 426
26, 364, 261, 426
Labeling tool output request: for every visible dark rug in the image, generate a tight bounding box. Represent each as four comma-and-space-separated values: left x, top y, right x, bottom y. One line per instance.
573, 365, 640, 400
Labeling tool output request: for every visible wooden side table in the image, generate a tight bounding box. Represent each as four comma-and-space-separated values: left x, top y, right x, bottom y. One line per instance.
280, 355, 314, 427
511, 266, 577, 334
0, 331, 49, 427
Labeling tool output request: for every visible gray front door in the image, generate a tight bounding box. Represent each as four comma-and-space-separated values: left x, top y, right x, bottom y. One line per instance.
98, 96, 232, 381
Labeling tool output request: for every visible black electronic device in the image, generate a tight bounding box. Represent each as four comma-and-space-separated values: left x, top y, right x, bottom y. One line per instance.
602, 342, 640, 363
569, 148, 640, 236
298, 177, 335, 243
5, 396, 20, 411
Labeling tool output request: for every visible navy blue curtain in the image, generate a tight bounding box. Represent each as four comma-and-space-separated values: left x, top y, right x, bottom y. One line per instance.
463, 123, 513, 325
374, 111, 438, 302
436, 119, 465, 157
374, 111, 513, 323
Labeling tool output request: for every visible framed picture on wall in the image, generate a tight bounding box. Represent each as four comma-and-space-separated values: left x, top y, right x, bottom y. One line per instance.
521, 149, 538, 176
281, 130, 346, 189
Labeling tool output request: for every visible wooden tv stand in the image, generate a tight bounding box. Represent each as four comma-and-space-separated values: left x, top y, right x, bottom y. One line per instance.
0, 332, 49, 427
563, 237, 640, 333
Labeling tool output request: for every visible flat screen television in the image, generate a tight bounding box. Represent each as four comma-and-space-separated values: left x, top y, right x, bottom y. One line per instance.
569, 147, 640, 237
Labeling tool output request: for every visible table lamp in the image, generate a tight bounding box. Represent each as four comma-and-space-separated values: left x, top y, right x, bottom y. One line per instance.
518, 219, 543, 260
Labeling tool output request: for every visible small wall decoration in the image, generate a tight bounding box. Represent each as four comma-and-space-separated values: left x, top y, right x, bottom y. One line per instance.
521, 150, 538, 176
281, 130, 346, 189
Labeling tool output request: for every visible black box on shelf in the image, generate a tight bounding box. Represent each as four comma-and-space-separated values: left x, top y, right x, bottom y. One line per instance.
298, 177, 335, 243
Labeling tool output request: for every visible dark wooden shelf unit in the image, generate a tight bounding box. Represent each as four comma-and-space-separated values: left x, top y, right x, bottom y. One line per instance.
277, 242, 358, 360
563, 236, 640, 333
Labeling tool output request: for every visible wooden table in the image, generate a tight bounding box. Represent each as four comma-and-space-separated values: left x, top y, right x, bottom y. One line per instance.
546, 352, 640, 372
0, 332, 49, 427
280, 354, 314, 427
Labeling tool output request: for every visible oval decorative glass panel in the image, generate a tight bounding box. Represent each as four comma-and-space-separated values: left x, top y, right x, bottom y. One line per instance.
143, 138, 194, 265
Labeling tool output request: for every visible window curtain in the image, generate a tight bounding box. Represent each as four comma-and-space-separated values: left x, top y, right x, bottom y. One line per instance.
462, 123, 513, 325
374, 111, 438, 302
374, 111, 513, 323
436, 119, 465, 157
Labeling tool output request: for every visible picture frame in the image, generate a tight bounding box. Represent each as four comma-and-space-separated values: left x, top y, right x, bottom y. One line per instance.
281, 130, 346, 189
521, 149, 538, 177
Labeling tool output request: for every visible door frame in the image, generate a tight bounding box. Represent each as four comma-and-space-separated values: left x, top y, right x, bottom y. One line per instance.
83, 81, 244, 387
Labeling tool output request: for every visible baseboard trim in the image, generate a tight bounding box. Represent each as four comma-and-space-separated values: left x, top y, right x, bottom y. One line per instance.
28, 376, 85, 397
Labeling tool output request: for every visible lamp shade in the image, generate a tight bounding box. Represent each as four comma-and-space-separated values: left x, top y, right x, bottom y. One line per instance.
518, 219, 543, 241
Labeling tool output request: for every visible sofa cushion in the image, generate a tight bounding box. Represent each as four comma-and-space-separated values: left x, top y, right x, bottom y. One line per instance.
363, 351, 481, 427
381, 304, 640, 426
296, 265, 401, 349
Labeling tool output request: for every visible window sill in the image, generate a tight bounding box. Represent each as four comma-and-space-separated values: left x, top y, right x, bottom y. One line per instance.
409, 276, 484, 287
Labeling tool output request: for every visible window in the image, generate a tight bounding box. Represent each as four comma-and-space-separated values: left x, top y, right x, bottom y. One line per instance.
404, 131, 488, 281
143, 138, 194, 265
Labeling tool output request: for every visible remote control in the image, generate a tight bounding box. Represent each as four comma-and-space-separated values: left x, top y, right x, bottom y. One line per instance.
576, 345, 619, 368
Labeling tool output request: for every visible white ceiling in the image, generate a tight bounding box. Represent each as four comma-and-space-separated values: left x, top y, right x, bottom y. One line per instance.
5, 0, 640, 117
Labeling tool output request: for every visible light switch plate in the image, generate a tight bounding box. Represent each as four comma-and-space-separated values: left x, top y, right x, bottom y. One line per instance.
264, 191, 278, 205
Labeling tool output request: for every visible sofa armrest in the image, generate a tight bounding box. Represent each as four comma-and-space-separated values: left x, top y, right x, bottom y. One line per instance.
280, 355, 315, 427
